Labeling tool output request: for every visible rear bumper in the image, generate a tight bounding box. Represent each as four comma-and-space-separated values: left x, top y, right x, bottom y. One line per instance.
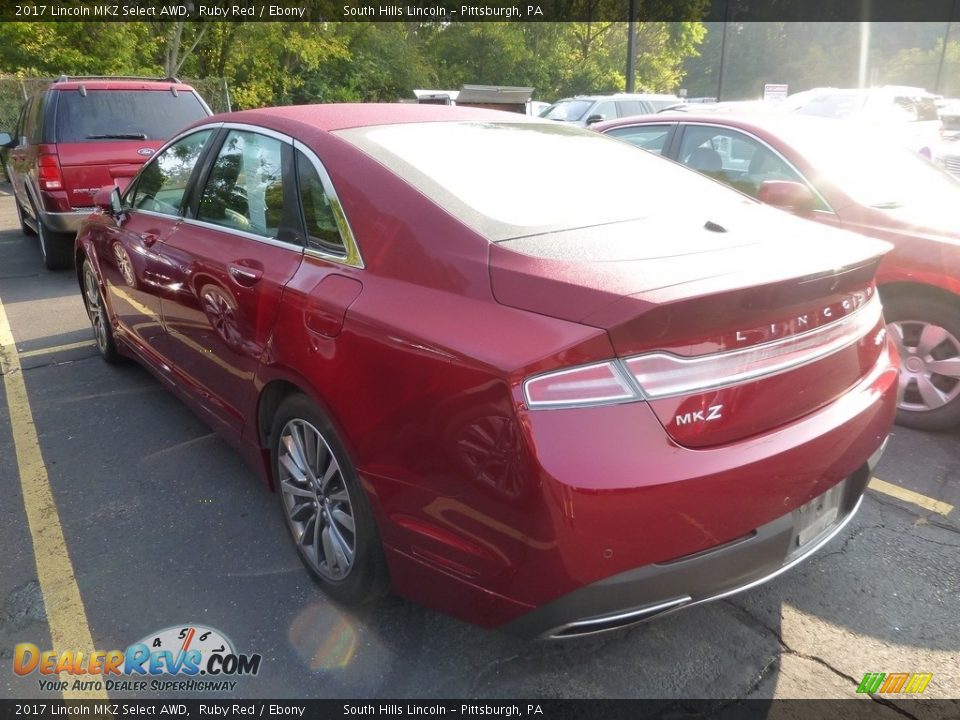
378, 338, 898, 633
41, 208, 91, 234
505, 441, 884, 639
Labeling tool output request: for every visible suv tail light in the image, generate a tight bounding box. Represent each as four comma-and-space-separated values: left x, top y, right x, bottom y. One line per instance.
524, 291, 883, 409
37, 153, 64, 191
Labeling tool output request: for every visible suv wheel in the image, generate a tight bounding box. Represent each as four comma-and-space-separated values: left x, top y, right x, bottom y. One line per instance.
15, 198, 37, 237
36, 216, 74, 270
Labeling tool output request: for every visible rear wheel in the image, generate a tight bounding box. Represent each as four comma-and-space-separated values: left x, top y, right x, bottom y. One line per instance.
82, 259, 120, 364
15, 198, 37, 237
270, 394, 389, 604
885, 294, 960, 430
37, 218, 74, 270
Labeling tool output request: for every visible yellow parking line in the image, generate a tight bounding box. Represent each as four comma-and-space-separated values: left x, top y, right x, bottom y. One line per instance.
19, 339, 97, 358
870, 477, 954, 517
0, 296, 106, 700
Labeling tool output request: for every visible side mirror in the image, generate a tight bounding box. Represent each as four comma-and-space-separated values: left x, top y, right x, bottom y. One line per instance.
585, 114, 605, 125
94, 186, 123, 216
0, 132, 12, 147
757, 180, 815, 215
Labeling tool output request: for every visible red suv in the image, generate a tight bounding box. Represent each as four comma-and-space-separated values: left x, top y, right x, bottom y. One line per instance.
1, 76, 211, 269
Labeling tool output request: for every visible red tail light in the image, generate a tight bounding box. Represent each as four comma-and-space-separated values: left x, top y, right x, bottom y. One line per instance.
524, 291, 883, 410
37, 153, 63, 191
524, 362, 636, 408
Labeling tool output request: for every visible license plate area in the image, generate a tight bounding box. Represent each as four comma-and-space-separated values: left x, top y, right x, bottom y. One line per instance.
793, 480, 845, 550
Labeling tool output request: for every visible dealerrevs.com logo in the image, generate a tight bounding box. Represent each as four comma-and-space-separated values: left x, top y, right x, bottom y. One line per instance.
14, 624, 262, 693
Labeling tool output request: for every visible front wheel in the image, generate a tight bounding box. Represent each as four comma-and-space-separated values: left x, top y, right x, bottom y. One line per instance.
271, 394, 389, 604
82, 259, 121, 364
885, 294, 960, 430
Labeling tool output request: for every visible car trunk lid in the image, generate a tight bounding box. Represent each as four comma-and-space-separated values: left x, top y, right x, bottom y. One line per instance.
491, 205, 892, 447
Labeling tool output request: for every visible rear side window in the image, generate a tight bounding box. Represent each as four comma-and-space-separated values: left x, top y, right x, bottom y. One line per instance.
130, 130, 212, 216
55, 90, 208, 143
25, 94, 45, 143
296, 150, 345, 253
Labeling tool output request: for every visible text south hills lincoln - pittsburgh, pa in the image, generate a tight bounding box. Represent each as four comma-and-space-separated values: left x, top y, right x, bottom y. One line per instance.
342, 4, 544, 18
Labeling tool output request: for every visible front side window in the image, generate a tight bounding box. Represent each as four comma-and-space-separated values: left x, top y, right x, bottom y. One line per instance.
606, 124, 672, 155
589, 101, 616, 122
541, 100, 592, 122
130, 129, 212, 216
677, 125, 807, 200
197, 130, 286, 238
296, 150, 344, 253
616, 100, 644, 117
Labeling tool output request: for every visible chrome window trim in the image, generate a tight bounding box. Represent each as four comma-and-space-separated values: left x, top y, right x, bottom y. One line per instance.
675, 121, 836, 214
292, 139, 364, 269
179, 216, 306, 253
127, 207, 182, 222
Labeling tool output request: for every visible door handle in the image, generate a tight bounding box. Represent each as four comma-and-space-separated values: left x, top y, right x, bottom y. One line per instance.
228, 262, 263, 287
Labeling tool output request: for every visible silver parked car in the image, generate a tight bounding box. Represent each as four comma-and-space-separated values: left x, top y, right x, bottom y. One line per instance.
540, 93, 680, 127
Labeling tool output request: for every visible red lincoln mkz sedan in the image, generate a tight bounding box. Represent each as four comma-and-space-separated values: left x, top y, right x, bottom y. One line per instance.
76, 105, 897, 638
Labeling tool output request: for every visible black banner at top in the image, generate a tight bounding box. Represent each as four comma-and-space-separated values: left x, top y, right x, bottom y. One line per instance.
2, 0, 960, 23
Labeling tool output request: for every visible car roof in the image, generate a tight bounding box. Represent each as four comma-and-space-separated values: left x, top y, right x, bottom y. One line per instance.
195, 103, 541, 135
554, 94, 674, 102
593, 111, 843, 136
50, 79, 197, 92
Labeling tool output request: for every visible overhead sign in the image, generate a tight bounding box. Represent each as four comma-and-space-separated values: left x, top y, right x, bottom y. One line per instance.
764, 83, 789, 102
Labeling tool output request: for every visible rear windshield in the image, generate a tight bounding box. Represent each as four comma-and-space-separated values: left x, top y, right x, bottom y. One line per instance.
337, 120, 747, 240
55, 89, 209, 143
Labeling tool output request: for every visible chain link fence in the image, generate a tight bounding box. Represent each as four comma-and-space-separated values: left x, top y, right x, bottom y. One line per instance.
0, 75, 232, 132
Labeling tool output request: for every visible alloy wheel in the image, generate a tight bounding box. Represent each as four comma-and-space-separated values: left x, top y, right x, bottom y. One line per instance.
83, 264, 109, 354
277, 418, 356, 581
888, 319, 960, 413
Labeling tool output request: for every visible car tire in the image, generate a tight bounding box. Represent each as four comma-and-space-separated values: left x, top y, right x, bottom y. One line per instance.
37, 217, 74, 271
15, 198, 37, 237
884, 294, 960, 430
81, 259, 121, 364
270, 394, 389, 604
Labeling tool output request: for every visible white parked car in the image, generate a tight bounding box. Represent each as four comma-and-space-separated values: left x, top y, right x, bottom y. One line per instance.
785, 86, 942, 158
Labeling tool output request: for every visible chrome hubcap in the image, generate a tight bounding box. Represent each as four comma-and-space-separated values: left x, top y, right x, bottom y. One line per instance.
278, 419, 356, 580
888, 320, 960, 413
83, 267, 108, 353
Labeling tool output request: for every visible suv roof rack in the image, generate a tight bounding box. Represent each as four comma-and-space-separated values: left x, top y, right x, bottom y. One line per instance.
55, 74, 182, 84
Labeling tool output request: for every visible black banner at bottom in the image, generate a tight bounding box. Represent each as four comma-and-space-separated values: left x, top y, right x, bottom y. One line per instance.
1, 700, 958, 720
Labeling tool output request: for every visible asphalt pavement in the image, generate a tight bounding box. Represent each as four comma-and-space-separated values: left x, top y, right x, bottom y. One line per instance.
0, 183, 958, 706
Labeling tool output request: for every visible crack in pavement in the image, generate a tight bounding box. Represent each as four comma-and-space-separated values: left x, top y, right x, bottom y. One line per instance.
870, 492, 959, 535
723, 600, 922, 718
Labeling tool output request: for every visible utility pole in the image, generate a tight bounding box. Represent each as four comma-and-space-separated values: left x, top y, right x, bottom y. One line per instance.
717, 16, 729, 101
626, 0, 637, 93
935, 3, 956, 94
